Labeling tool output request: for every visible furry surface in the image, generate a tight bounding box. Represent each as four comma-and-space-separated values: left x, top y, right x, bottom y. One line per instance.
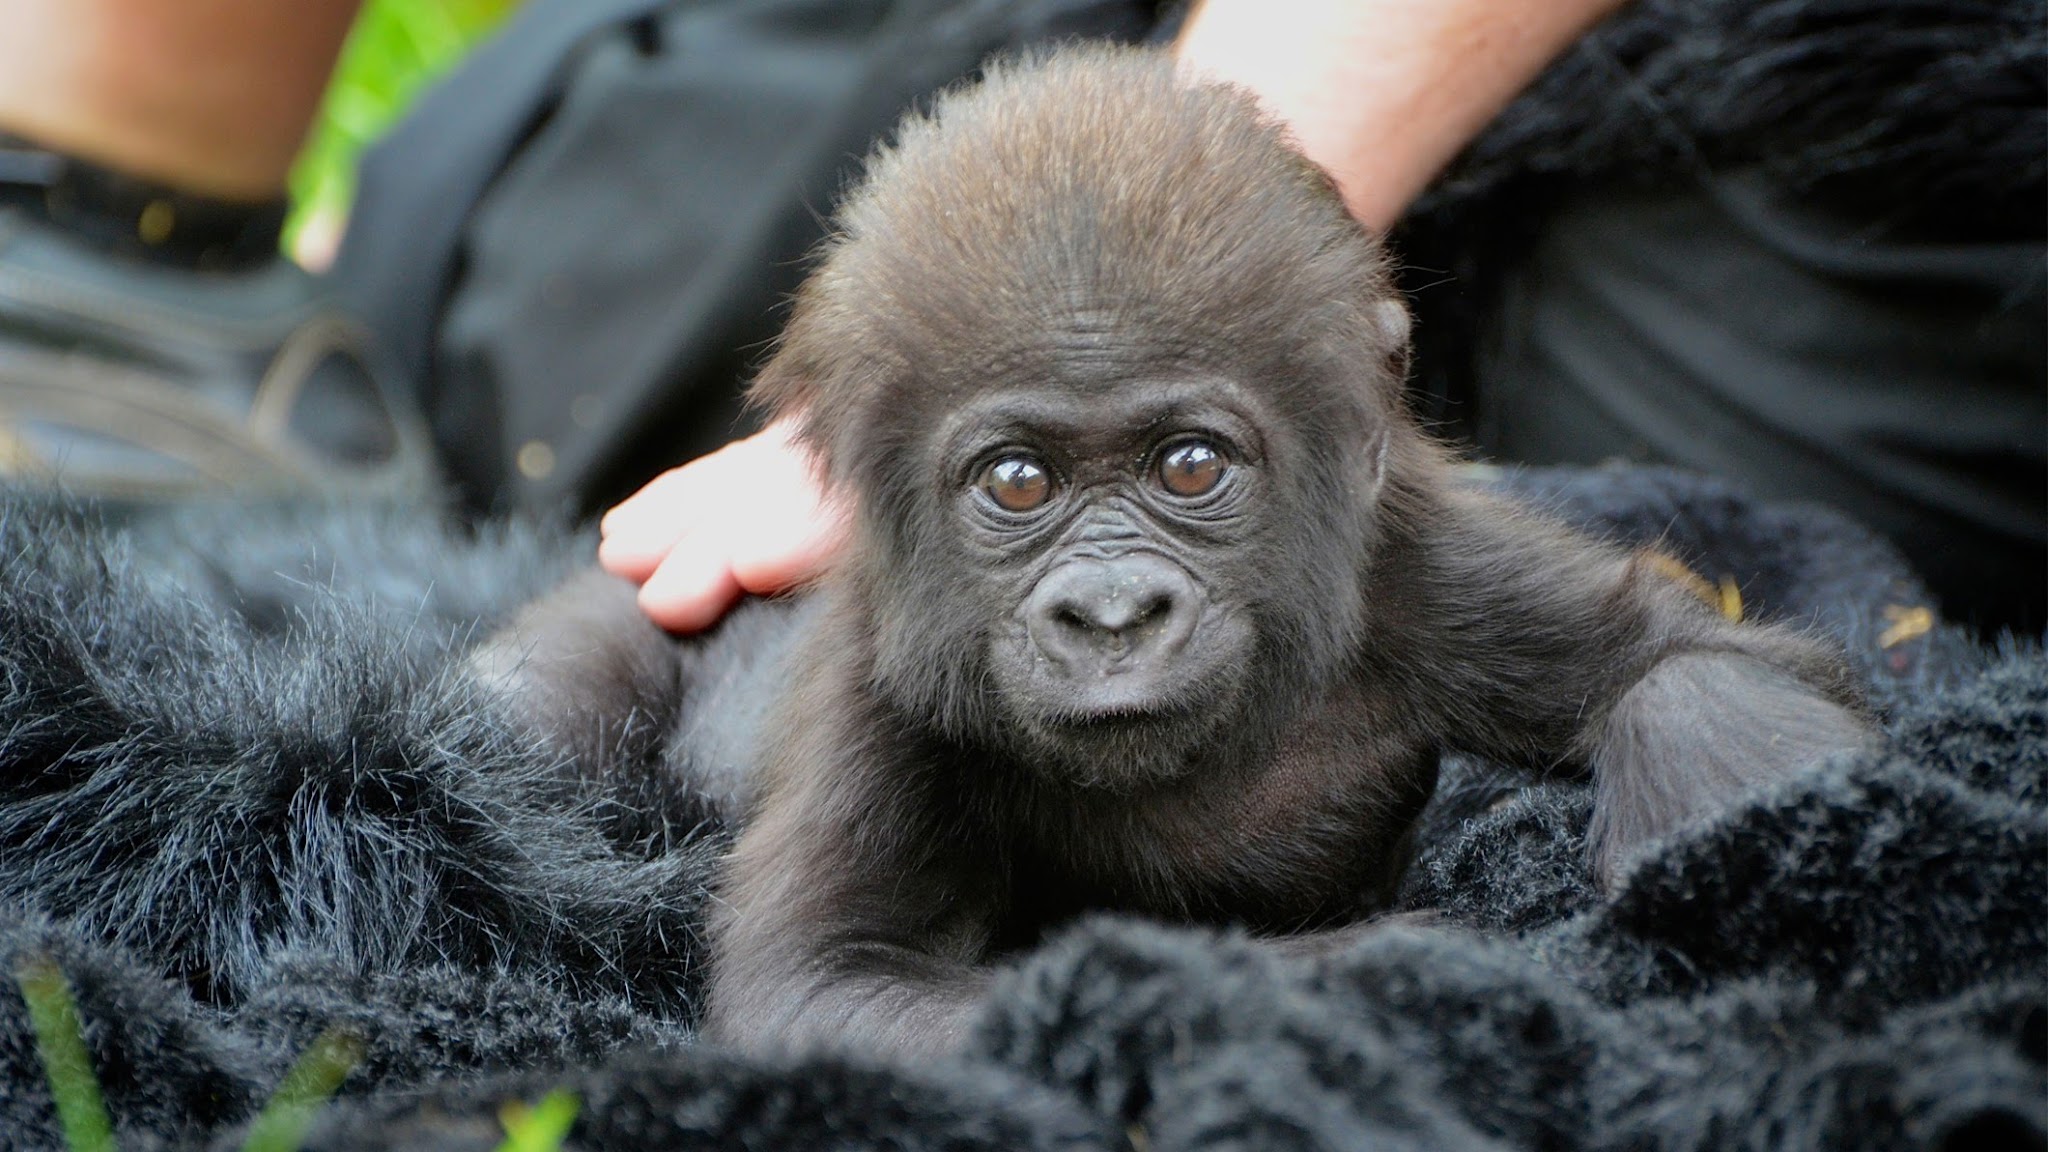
0, 466, 2039, 1150
1418, 0, 2043, 226
1396, 0, 2046, 428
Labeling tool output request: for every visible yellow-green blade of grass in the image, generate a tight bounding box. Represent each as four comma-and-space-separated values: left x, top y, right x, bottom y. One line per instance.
239, 1025, 367, 1152
14, 952, 117, 1152
496, 1088, 580, 1152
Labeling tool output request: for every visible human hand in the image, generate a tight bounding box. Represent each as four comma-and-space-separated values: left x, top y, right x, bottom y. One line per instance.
597, 419, 851, 632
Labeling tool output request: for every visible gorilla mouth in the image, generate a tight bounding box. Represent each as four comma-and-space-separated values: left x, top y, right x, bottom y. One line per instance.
1045, 682, 1203, 725
1042, 696, 1210, 748
991, 621, 1243, 778
1019, 700, 1217, 792
1056, 705, 1177, 731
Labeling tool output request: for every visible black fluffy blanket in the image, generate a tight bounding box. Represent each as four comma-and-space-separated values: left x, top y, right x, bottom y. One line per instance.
0, 467, 2040, 1151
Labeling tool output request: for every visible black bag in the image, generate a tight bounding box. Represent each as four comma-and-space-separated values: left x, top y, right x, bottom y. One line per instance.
335, 0, 1158, 516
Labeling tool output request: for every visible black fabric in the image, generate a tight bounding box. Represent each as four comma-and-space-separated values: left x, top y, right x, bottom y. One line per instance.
333, 0, 670, 388
1464, 172, 2044, 638
0, 466, 2038, 1149
335, 0, 1157, 517
1474, 175, 2048, 631
1395, 0, 2046, 635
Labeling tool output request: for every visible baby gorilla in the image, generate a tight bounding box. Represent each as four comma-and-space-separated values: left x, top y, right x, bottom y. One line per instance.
482, 46, 1875, 1056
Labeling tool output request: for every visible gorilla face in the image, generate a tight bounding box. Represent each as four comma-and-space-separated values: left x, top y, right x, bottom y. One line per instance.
940, 376, 1270, 786
825, 331, 1395, 792
748, 51, 1408, 790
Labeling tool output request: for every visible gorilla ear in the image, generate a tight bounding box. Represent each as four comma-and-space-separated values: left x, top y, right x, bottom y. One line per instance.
1361, 428, 1391, 504
1370, 297, 1411, 350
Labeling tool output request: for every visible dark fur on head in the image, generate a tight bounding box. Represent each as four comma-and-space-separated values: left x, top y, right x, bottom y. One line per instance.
754, 46, 1416, 784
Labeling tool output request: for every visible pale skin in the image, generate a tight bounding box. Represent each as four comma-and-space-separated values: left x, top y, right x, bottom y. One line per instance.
600, 0, 1631, 629
596, 420, 852, 633
0, 0, 364, 202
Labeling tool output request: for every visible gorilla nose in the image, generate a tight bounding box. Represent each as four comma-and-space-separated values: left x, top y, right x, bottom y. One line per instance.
1027, 555, 1200, 672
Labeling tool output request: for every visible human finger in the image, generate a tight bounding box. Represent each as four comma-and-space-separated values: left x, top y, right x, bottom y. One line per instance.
635, 539, 745, 633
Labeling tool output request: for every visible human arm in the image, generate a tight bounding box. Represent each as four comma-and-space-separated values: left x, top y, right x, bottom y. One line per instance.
1173, 0, 1631, 230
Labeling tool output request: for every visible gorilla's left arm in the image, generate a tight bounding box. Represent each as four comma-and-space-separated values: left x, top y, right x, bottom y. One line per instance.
1383, 485, 1877, 885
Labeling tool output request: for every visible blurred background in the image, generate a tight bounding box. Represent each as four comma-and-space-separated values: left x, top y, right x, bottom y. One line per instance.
287, 0, 521, 267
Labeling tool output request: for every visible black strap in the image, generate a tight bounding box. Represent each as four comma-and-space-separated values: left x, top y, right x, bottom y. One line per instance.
0, 133, 285, 270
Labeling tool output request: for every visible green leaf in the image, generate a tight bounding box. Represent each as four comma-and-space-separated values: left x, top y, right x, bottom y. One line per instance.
286, 0, 524, 259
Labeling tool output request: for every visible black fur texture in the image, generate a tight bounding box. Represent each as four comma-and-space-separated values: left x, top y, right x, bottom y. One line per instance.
1397, 0, 2046, 443
1419, 0, 2043, 227
0, 467, 2036, 1149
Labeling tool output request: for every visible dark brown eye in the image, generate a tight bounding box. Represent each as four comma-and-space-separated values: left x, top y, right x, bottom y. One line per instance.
1157, 440, 1226, 497
981, 455, 1053, 512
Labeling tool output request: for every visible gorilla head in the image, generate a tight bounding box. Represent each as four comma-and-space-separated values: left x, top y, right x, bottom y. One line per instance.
753, 50, 1416, 787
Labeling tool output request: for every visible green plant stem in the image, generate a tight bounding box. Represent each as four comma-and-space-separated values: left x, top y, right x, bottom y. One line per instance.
14, 952, 117, 1152
239, 1026, 367, 1152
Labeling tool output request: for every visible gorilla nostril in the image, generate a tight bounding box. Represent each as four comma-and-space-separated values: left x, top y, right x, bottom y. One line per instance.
1132, 592, 1173, 630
